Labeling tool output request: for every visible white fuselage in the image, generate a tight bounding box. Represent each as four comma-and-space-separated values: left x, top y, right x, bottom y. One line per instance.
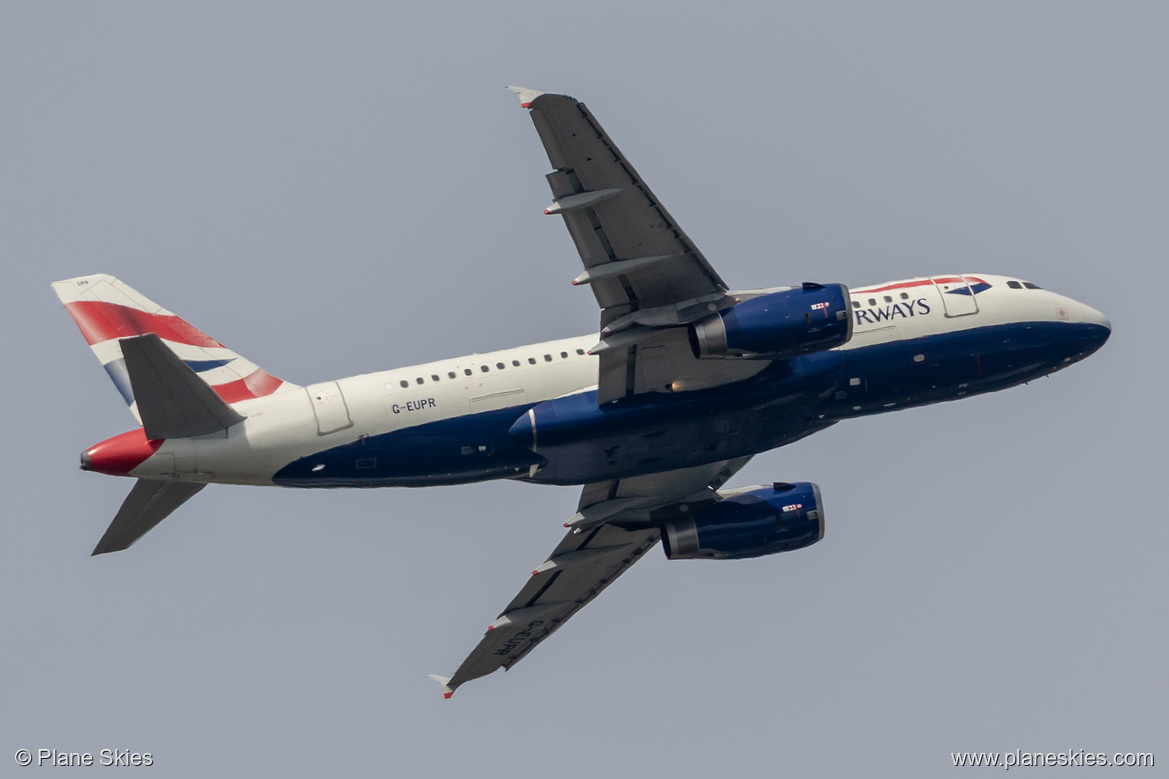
119, 274, 1110, 487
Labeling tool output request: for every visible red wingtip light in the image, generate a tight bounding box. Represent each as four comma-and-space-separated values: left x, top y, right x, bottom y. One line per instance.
520, 101, 532, 109
486, 625, 494, 632
443, 691, 453, 699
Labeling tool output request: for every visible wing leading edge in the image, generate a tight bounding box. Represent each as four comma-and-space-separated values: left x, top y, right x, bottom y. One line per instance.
432, 457, 751, 697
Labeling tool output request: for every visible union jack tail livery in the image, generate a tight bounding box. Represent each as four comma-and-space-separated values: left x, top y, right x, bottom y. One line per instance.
51, 274, 296, 422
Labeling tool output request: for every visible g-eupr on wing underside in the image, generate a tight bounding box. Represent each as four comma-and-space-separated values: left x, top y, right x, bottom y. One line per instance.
508, 87, 769, 403
430, 457, 750, 698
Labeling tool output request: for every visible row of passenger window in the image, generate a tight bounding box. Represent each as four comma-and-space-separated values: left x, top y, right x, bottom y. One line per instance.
852, 291, 911, 308
396, 348, 588, 388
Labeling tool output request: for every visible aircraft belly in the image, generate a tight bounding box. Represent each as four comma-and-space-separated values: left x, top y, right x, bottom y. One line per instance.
524, 403, 819, 485
825, 321, 1107, 420
270, 404, 542, 487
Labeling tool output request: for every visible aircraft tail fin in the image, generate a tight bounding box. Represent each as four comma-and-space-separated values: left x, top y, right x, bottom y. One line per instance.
51, 274, 298, 423
93, 479, 206, 555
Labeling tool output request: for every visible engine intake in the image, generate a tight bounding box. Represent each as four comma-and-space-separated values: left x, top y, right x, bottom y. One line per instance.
689, 283, 852, 359
662, 481, 824, 560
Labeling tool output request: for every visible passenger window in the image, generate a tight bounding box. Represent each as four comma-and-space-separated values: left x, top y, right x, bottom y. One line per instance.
528, 357, 537, 365
512, 359, 521, 367
480, 365, 489, 372
576, 348, 585, 355
868, 298, 876, 306
852, 301, 860, 309
447, 371, 456, 379
399, 380, 409, 389
464, 368, 472, 376
560, 351, 568, 359
544, 354, 552, 362
495, 362, 504, 370
900, 292, 909, 300
883, 295, 892, 303
415, 377, 424, 385
431, 374, 440, 382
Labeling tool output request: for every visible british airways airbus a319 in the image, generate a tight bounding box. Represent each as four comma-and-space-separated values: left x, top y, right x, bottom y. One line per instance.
53, 87, 1110, 697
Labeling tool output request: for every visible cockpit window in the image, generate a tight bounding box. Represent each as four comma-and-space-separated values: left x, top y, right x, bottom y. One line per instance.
1023, 282, 1042, 290
1007, 281, 1022, 289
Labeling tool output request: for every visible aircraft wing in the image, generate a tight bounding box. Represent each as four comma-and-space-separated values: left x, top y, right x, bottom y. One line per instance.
510, 88, 761, 403
431, 457, 750, 697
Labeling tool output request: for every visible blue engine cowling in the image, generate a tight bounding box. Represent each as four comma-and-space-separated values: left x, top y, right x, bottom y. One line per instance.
689, 283, 852, 359
661, 482, 824, 560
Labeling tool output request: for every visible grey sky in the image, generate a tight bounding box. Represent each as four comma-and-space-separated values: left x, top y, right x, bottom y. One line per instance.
3, 3, 1165, 776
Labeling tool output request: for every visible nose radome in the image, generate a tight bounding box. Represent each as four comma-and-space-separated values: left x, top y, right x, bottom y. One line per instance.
1073, 301, 1111, 353
1086, 305, 1111, 332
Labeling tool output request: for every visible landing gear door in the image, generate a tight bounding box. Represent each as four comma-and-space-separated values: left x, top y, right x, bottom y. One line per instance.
931, 275, 980, 318
306, 381, 354, 435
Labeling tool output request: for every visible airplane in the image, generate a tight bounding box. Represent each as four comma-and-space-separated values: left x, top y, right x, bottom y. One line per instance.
52, 87, 1111, 698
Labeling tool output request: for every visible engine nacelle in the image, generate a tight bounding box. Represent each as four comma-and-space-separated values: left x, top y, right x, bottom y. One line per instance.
662, 481, 824, 560
689, 283, 852, 359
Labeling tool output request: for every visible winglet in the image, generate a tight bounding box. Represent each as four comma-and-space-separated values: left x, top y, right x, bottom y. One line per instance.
427, 674, 454, 699
505, 85, 544, 109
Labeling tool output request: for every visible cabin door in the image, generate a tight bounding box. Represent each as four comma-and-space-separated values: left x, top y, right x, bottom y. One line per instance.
931, 276, 980, 318
305, 381, 354, 435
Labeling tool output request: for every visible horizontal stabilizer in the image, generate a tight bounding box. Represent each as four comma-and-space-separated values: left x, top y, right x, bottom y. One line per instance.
121, 333, 245, 439
93, 479, 206, 555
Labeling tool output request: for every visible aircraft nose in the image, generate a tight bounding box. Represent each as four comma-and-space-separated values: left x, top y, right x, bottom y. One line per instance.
1090, 307, 1111, 333
1061, 300, 1111, 359
1080, 303, 1111, 347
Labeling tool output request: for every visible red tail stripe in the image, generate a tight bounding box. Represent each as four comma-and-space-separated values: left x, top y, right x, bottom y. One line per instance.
64, 301, 225, 348
214, 369, 283, 404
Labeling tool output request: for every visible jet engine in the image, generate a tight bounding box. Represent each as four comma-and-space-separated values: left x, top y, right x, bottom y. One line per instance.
661, 481, 824, 560
689, 283, 852, 359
